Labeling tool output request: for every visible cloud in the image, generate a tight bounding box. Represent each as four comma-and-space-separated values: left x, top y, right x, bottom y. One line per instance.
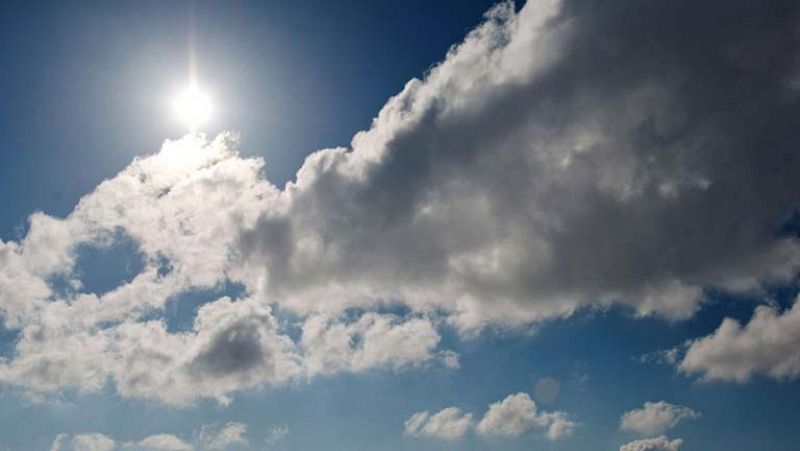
620, 401, 699, 436
3, 0, 800, 403
196, 422, 248, 450
680, 297, 800, 382
540, 411, 579, 441
235, 0, 800, 330
475, 392, 540, 437
404, 407, 474, 440
620, 436, 683, 451
50, 423, 257, 451
475, 392, 577, 440
136, 434, 193, 451
405, 392, 576, 441
0, 135, 449, 405
264, 424, 290, 445
301, 312, 443, 376
51, 433, 117, 451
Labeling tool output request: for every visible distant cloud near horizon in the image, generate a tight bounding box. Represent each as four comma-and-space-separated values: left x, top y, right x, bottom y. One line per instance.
48, 422, 251, 451
620, 436, 683, 451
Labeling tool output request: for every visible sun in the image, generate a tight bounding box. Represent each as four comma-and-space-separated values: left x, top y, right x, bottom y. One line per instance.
173, 84, 212, 132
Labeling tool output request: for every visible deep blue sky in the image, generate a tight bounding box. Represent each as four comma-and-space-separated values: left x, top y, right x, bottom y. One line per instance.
1, 1, 800, 450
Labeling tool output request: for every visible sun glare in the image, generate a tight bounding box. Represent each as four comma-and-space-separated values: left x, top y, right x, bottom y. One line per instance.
173, 84, 212, 132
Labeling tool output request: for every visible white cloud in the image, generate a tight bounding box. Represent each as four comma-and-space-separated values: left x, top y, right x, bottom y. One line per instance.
51, 433, 117, 451
197, 422, 248, 450
406, 392, 578, 442
620, 401, 699, 436
476, 392, 540, 437
680, 297, 800, 382
50, 424, 253, 451
475, 392, 577, 440
3, 0, 800, 403
620, 436, 683, 451
136, 434, 193, 451
404, 407, 474, 440
301, 312, 443, 376
540, 411, 579, 441
439, 350, 461, 370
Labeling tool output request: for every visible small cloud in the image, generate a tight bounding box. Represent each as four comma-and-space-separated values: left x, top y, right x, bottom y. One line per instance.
637, 348, 681, 366
265, 424, 290, 445
51, 433, 116, 451
407, 391, 580, 441
476, 392, 577, 440
620, 436, 683, 451
620, 401, 699, 436
136, 434, 193, 451
196, 422, 248, 450
439, 350, 461, 370
404, 407, 474, 440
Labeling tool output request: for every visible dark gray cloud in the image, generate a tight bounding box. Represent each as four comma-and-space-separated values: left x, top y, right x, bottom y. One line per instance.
190, 320, 269, 378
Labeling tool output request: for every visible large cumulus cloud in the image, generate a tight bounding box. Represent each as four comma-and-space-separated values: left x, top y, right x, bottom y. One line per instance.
1, 0, 800, 402
236, 0, 800, 330
0, 137, 450, 404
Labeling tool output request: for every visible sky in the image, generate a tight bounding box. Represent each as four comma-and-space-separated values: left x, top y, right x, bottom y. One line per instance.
1, 1, 800, 450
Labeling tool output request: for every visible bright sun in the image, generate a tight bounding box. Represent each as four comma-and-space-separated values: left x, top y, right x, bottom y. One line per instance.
173, 84, 212, 131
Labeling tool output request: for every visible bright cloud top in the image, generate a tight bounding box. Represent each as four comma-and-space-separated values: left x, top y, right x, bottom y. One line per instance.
620, 401, 699, 436
680, 296, 800, 382
2, 0, 800, 405
620, 436, 684, 451
406, 392, 577, 441
49, 421, 253, 451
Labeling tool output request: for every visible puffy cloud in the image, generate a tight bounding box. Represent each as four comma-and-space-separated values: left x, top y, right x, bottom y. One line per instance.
301, 312, 443, 376
620, 401, 699, 436
3, 0, 800, 403
476, 392, 540, 437
49, 423, 256, 451
196, 422, 248, 450
475, 392, 577, 440
236, 0, 800, 331
540, 411, 579, 441
680, 297, 800, 382
620, 436, 683, 451
404, 407, 474, 440
136, 434, 193, 451
51, 433, 117, 451
0, 134, 450, 404
405, 392, 576, 441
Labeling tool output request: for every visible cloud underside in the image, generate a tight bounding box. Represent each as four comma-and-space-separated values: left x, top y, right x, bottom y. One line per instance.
1, 0, 800, 403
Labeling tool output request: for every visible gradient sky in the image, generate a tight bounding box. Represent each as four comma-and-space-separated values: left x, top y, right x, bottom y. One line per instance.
1, 1, 800, 451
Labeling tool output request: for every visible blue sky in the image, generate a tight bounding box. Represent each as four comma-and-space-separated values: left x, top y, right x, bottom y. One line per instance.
1, 1, 800, 450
